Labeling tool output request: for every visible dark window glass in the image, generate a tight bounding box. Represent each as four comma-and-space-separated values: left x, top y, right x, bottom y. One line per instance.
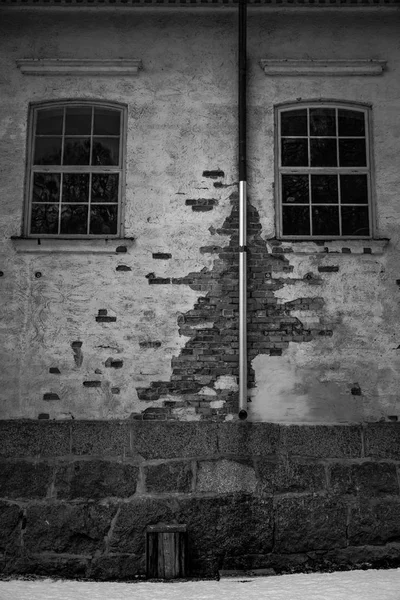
60, 205, 88, 235
65, 107, 92, 135
338, 109, 365, 136
310, 139, 337, 167
92, 174, 119, 203
282, 206, 310, 236
33, 173, 60, 203
281, 109, 308, 136
90, 206, 118, 235
92, 138, 120, 166
281, 138, 308, 167
62, 174, 90, 203
282, 174, 309, 204
310, 108, 336, 136
93, 108, 121, 135
339, 139, 367, 167
30, 204, 59, 234
341, 206, 370, 236
311, 175, 338, 204
36, 108, 63, 135
34, 137, 62, 165
63, 138, 91, 166
312, 206, 340, 236
340, 175, 368, 204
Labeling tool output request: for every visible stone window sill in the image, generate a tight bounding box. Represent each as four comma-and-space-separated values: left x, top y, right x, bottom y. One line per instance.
11, 237, 135, 254
267, 239, 390, 255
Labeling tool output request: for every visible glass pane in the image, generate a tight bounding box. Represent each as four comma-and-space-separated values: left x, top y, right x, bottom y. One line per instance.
282, 174, 309, 204
339, 139, 366, 167
91, 174, 119, 203
341, 206, 370, 236
34, 137, 62, 165
282, 206, 310, 236
312, 206, 340, 236
338, 109, 365, 136
33, 173, 60, 203
36, 108, 64, 135
281, 110, 308, 136
311, 175, 338, 204
281, 138, 308, 167
310, 139, 337, 167
30, 204, 59, 234
63, 138, 91, 165
62, 174, 90, 203
65, 107, 92, 135
310, 108, 336, 136
92, 138, 120, 166
60, 205, 88, 235
90, 205, 118, 235
340, 175, 368, 204
93, 108, 121, 135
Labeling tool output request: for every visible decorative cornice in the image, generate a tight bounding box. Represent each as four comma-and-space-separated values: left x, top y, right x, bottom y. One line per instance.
260, 59, 387, 76
3, 0, 400, 6
16, 58, 142, 76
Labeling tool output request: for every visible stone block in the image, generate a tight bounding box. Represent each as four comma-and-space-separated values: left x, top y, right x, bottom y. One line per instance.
89, 554, 145, 580
330, 462, 399, 496
3, 556, 89, 578
364, 424, 400, 459
348, 499, 400, 546
25, 503, 116, 554
281, 425, 362, 458
71, 421, 130, 456
55, 460, 138, 499
275, 496, 347, 553
130, 421, 218, 459
0, 461, 53, 499
0, 421, 71, 458
217, 422, 280, 456
256, 459, 326, 494
196, 459, 257, 494
0, 501, 21, 553
145, 462, 192, 493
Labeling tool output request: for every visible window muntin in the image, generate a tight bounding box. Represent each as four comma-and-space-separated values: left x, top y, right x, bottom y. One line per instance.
27, 103, 125, 237
277, 104, 372, 239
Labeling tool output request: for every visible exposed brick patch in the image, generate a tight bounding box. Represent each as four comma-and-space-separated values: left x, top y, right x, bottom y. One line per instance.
186, 199, 218, 212
105, 358, 123, 369
152, 253, 172, 260
116, 246, 127, 253
96, 310, 117, 323
202, 170, 224, 178
139, 341, 162, 349
83, 381, 101, 388
318, 266, 339, 273
49, 368, 61, 374
148, 278, 171, 285
71, 341, 83, 368
116, 265, 131, 272
43, 393, 60, 401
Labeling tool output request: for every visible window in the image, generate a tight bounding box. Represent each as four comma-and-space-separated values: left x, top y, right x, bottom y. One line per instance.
276, 102, 373, 239
26, 101, 126, 237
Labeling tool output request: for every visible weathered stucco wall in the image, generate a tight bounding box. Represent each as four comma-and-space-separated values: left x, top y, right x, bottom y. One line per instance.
0, 8, 400, 422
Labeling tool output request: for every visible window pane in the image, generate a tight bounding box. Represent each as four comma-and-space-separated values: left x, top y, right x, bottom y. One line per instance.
30, 204, 59, 234
90, 206, 118, 235
341, 206, 370, 236
282, 206, 310, 236
34, 137, 62, 165
93, 108, 121, 135
311, 175, 338, 204
281, 138, 308, 167
36, 108, 63, 135
282, 174, 309, 204
62, 174, 90, 203
312, 206, 340, 236
338, 109, 365, 136
92, 138, 120, 166
281, 109, 308, 136
63, 138, 91, 165
310, 139, 337, 167
92, 174, 119, 203
60, 205, 88, 234
33, 173, 60, 203
339, 139, 367, 167
310, 108, 336, 136
340, 175, 368, 204
65, 107, 92, 135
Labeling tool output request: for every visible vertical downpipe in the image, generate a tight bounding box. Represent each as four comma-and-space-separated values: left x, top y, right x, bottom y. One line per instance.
238, 0, 248, 420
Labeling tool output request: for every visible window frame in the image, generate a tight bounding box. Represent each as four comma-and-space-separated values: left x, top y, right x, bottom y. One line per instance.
275, 100, 375, 240
24, 99, 127, 239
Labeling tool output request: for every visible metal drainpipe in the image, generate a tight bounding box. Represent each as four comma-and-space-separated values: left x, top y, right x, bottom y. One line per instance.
238, 0, 248, 421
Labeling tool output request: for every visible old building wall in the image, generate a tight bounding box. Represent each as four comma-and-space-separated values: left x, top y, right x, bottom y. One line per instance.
0, 7, 400, 423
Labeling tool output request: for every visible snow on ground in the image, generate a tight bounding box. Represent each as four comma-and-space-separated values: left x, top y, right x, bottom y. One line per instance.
0, 570, 400, 600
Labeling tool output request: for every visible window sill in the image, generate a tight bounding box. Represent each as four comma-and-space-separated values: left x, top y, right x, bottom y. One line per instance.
267, 238, 390, 255
11, 237, 135, 254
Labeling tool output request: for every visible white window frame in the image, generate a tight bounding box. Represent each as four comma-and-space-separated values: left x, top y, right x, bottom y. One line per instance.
275, 100, 375, 240
24, 99, 127, 239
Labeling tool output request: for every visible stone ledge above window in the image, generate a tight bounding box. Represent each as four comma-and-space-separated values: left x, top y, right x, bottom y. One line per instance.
11, 237, 135, 254
260, 59, 387, 77
267, 239, 389, 255
16, 59, 142, 76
